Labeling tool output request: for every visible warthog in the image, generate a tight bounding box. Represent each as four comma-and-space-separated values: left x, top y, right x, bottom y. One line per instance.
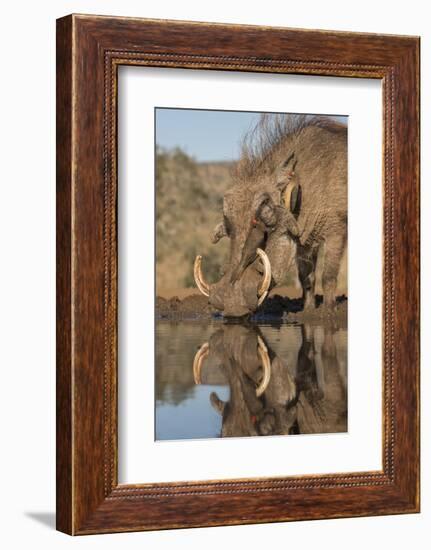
194, 115, 347, 317
193, 324, 347, 438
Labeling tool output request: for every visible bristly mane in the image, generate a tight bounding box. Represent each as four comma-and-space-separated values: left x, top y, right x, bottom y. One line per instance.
233, 114, 347, 181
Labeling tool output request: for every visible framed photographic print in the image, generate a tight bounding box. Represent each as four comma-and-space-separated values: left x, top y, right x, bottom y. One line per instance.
56, 14, 420, 534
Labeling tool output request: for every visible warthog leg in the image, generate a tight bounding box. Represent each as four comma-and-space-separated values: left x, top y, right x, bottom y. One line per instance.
322, 233, 346, 308
297, 245, 319, 309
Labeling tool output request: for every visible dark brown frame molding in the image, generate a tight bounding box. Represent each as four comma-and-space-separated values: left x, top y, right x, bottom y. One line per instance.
56, 14, 420, 534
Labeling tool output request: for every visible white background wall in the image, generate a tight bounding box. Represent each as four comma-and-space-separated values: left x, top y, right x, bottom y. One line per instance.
0, 0, 427, 548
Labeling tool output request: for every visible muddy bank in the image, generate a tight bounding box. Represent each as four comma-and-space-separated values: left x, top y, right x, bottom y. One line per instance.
156, 295, 213, 321
156, 292, 347, 324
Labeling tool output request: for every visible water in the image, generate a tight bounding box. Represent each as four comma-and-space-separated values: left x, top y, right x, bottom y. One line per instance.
155, 320, 347, 441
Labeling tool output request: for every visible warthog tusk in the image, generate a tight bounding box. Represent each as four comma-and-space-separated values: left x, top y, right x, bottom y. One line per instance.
193, 255, 210, 297
256, 335, 271, 396
256, 248, 271, 306
193, 342, 209, 384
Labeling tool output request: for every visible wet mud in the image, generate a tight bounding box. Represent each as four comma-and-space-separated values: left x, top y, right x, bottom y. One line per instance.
156, 292, 347, 324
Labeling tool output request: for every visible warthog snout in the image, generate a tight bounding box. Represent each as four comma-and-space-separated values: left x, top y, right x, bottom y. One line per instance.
193, 248, 272, 317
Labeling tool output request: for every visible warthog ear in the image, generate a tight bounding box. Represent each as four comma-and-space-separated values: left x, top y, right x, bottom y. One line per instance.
277, 153, 298, 207
278, 169, 301, 218
211, 220, 227, 244
289, 183, 302, 218
210, 392, 226, 415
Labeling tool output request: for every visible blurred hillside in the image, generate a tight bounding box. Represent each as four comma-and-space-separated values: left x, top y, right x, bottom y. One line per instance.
156, 147, 232, 292
155, 147, 347, 297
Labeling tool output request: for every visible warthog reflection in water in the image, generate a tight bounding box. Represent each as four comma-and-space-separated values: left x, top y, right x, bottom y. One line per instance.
193, 324, 347, 438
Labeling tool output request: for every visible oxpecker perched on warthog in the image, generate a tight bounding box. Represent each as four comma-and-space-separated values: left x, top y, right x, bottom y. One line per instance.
194, 114, 347, 317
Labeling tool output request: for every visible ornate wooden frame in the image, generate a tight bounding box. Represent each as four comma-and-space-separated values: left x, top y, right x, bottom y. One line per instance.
56, 14, 420, 534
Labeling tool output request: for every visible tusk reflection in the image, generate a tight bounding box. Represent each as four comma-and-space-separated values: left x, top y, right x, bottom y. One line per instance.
193, 342, 209, 384
193, 336, 271, 398
256, 335, 271, 396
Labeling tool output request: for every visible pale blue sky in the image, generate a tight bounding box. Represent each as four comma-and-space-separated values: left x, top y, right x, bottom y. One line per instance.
155, 108, 347, 162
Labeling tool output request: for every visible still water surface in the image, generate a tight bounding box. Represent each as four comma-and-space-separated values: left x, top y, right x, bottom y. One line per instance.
155, 321, 347, 441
